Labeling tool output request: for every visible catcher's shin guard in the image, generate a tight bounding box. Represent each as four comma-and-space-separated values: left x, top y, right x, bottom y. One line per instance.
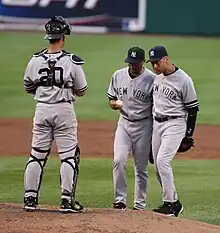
59, 146, 80, 201
24, 147, 50, 205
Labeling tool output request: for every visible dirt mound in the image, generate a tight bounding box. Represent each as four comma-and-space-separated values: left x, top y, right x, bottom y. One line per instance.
0, 118, 219, 159
0, 203, 219, 233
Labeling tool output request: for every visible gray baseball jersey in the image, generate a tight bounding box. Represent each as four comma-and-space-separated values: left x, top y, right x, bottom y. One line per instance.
24, 49, 88, 202
107, 67, 154, 120
152, 67, 199, 117
152, 66, 199, 203
24, 49, 87, 103
107, 67, 155, 209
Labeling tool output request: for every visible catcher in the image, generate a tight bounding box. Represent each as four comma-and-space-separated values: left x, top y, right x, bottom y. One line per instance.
147, 45, 199, 217
23, 16, 87, 213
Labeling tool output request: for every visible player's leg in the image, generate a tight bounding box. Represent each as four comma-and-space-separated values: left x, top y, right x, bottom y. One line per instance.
153, 118, 186, 216
152, 120, 162, 187
53, 103, 82, 213
24, 107, 53, 211
132, 118, 152, 210
113, 118, 132, 209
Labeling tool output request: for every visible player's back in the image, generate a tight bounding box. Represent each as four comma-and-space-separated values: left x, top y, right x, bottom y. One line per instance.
24, 49, 87, 104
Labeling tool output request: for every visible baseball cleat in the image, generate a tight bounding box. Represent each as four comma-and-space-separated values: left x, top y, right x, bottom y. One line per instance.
133, 207, 144, 210
173, 199, 184, 217
59, 198, 83, 213
24, 196, 37, 211
153, 202, 175, 216
113, 202, 126, 209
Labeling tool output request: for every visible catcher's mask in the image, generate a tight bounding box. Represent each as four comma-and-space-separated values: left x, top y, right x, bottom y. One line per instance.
44, 16, 71, 40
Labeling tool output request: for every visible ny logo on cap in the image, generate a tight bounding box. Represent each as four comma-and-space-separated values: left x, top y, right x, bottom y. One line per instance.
150, 50, 154, 56
131, 51, 136, 57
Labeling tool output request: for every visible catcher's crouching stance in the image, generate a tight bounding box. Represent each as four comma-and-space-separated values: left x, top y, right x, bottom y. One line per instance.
23, 16, 88, 213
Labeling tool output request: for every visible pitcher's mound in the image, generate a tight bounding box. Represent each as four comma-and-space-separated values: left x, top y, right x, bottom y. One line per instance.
0, 203, 219, 233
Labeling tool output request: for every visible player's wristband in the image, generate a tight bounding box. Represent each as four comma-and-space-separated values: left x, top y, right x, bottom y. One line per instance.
185, 110, 198, 137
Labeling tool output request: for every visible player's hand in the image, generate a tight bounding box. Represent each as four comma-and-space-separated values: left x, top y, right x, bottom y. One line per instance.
109, 100, 123, 110
115, 100, 123, 109
177, 136, 194, 153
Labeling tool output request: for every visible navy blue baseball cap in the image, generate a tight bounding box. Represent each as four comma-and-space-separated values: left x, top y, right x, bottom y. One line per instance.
146, 46, 168, 63
125, 47, 145, 64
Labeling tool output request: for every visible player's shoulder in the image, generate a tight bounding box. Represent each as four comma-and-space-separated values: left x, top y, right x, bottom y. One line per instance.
33, 48, 47, 58
177, 68, 193, 82
30, 48, 49, 64
112, 67, 128, 77
63, 50, 85, 65
144, 68, 155, 79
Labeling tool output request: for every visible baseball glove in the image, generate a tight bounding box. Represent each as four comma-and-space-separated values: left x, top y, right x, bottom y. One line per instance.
149, 146, 154, 164
177, 137, 194, 153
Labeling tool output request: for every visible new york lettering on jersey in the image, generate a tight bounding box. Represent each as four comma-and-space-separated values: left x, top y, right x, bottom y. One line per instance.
153, 83, 178, 100
107, 67, 154, 120
114, 87, 150, 101
115, 87, 128, 96
152, 68, 198, 117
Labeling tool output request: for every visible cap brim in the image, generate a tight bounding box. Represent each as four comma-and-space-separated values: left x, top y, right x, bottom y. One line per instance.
146, 57, 161, 63
124, 57, 143, 64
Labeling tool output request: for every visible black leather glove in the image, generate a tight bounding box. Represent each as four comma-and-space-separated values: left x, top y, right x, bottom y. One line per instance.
177, 136, 194, 153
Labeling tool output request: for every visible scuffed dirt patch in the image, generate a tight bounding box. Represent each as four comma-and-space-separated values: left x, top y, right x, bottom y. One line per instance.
0, 118, 219, 159
0, 203, 220, 233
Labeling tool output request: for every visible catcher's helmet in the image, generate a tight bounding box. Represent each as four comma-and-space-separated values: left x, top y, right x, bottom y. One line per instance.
44, 16, 71, 40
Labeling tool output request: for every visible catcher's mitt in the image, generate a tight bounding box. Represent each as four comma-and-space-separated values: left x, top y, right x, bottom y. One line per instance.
177, 137, 194, 153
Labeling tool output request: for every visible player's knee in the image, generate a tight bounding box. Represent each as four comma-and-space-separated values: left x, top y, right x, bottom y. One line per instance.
59, 146, 80, 171
113, 157, 127, 169
156, 157, 171, 172
134, 160, 146, 171
31, 147, 51, 160
26, 147, 51, 169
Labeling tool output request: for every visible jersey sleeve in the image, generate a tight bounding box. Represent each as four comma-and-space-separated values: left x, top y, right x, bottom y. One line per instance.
182, 77, 199, 109
72, 64, 88, 93
23, 58, 37, 94
107, 74, 118, 100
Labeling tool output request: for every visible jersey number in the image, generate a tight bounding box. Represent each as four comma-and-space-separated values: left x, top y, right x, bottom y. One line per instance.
38, 67, 64, 86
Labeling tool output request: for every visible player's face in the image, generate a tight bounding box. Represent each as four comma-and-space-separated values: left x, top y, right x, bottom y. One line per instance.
129, 61, 143, 75
151, 57, 168, 74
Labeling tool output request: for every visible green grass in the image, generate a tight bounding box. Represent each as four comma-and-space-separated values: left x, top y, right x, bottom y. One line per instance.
0, 157, 220, 225
0, 32, 220, 124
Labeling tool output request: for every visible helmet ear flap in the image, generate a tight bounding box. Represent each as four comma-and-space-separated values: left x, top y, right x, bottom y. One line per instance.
64, 24, 71, 35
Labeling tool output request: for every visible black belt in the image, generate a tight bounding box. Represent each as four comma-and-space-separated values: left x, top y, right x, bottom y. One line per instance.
123, 116, 149, 122
37, 100, 72, 104
154, 116, 180, 123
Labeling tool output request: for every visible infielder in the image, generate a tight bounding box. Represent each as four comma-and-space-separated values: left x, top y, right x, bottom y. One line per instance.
147, 46, 199, 216
107, 47, 155, 210
23, 16, 88, 213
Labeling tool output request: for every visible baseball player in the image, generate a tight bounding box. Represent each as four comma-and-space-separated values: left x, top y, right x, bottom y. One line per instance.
107, 47, 155, 210
23, 16, 88, 213
147, 45, 199, 216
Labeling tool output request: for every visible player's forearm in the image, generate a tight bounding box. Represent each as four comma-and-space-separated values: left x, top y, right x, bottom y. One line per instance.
24, 79, 37, 94
185, 107, 199, 137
